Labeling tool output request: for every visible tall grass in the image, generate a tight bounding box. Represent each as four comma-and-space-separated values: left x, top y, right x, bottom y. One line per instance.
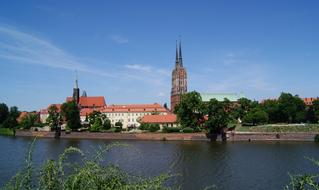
285, 157, 319, 190
0, 128, 14, 136
2, 139, 173, 190
236, 124, 319, 133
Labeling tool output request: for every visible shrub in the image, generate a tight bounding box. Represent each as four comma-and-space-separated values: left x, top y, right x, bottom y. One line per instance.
89, 120, 102, 132
163, 126, 181, 133
182, 127, 194, 133
115, 121, 123, 128
149, 124, 160, 132
0, 128, 14, 136
139, 123, 149, 130
114, 126, 122, 133
315, 134, 319, 142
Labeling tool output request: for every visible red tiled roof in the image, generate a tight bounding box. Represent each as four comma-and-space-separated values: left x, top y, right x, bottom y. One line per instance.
141, 114, 177, 124
303, 98, 319, 106
80, 108, 103, 116
66, 96, 106, 108
102, 103, 167, 113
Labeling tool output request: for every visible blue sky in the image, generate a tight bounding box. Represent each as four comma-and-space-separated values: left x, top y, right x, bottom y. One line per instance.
0, 0, 319, 111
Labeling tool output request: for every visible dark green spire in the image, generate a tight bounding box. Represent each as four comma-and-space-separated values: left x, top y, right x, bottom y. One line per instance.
178, 39, 183, 67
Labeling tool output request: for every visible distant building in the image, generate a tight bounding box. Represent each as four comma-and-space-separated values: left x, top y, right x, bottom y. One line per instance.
39, 104, 62, 123
66, 96, 106, 109
101, 104, 168, 129
170, 40, 187, 111
200, 93, 245, 102
303, 97, 319, 106
140, 114, 178, 129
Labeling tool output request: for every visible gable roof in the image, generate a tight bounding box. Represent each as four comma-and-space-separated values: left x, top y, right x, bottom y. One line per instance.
141, 114, 177, 124
66, 96, 106, 107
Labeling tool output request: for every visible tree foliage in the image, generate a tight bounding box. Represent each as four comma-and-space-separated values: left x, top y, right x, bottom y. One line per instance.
2, 106, 20, 129
278, 93, 306, 123
242, 108, 269, 125
88, 111, 111, 131
0, 103, 9, 125
46, 105, 60, 130
174, 91, 205, 128
205, 99, 230, 135
60, 101, 81, 130
20, 113, 39, 129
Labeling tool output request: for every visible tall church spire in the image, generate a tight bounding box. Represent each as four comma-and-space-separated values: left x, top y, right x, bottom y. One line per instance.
73, 70, 80, 104
178, 39, 183, 67
175, 40, 179, 67
75, 70, 79, 89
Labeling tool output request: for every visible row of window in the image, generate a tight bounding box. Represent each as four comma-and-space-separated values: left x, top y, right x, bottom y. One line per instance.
111, 118, 136, 122
105, 112, 156, 117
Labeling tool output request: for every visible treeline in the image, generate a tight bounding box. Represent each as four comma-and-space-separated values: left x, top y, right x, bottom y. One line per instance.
0, 103, 43, 130
174, 91, 319, 140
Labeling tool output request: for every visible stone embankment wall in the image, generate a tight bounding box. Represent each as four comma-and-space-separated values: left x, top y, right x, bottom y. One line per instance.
16, 130, 317, 141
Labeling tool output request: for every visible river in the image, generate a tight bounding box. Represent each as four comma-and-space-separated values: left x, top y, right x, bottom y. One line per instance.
0, 136, 318, 189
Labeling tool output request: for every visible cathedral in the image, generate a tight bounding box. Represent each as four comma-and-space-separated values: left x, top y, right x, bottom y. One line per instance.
170, 40, 187, 111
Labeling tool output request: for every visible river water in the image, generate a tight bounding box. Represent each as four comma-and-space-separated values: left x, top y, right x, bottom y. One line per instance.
0, 136, 318, 189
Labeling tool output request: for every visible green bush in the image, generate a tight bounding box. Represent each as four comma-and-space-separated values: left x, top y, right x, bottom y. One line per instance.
89, 120, 102, 132
0, 128, 14, 136
139, 123, 149, 130
149, 124, 160, 132
315, 134, 319, 142
182, 127, 194, 133
163, 126, 181, 133
114, 126, 122, 133
105, 127, 122, 133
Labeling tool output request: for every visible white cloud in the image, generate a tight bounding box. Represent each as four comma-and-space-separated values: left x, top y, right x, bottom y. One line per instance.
0, 25, 116, 77
109, 35, 128, 44
124, 64, 151, 72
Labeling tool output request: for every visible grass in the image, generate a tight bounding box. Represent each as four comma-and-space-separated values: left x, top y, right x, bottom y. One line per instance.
0, 128, 15, 136
235, 124, 319, 133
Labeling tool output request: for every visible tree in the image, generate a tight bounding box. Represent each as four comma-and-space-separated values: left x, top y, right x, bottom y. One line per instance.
2, 106, 20, 129
261, 99, 283, 123
88, 111, 111, 130
242, 108, 269, 126
278, 93, 306, 123
61, 101, 81, 130
46, 105, 60, 130
88, 111, 102, 126
205, 99, 230, 141
174, 91, 205, 129
0, 103, 9, 125
20, 113, 39, 129
306, 106, 317, 123
102, 118, 111, 130
312, 99, 319, 122
90, 118, 102, 132
231, 98, 254, 121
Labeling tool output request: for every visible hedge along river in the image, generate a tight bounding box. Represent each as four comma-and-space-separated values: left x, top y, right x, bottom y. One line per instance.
0, 136, 319, 190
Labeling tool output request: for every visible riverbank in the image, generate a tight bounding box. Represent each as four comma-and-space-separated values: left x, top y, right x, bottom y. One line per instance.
15, 130, 318, 141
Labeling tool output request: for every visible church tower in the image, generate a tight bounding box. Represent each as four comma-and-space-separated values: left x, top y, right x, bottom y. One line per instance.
170, 40, 187, 111
73, 71, 80, 104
